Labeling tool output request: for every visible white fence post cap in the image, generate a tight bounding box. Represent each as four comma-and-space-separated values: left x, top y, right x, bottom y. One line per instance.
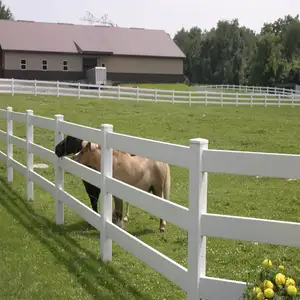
189, 138, 209, 145
101, 124, 113, 130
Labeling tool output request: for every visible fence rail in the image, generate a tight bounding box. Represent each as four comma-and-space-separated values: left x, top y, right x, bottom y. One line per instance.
202, 84, 300, 96
1, 106, 300, 299
1, 78, 300, 107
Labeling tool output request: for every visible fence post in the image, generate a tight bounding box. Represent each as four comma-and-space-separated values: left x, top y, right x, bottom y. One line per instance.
118, 85, 121, 100
264, 94, 267, 107
278, 94, 281, 107
56, 81, 59, 97
292, 93, 294, 108
236, 93, 239, 107
11, 78, 14, 96
26, 109, 34, 200
205, 91, 207, 106
6, 107, 13, 182
54, 114, 64, 225
172, 90, 175, 104
221, 92, 223, 106
34, 79, 37, 96
136, 87, 139, 101
98, 85, 102, 99
155, 89, 158, 103
78, 83, 81, 99
250, 94, 253, 107
100, 124, 113, 262
189, 91, 192, 106
187, 138, 208, 300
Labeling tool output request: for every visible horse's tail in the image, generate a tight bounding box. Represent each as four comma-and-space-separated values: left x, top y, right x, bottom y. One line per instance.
162, 163, 171, 200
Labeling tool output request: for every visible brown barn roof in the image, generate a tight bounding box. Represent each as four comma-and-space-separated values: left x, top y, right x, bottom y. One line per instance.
0, 19, 185, 58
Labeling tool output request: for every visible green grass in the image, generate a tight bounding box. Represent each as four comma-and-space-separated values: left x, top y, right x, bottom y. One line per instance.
1, 93, 300, 299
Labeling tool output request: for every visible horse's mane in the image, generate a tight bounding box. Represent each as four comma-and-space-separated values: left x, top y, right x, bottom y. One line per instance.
91, 143, 134, 157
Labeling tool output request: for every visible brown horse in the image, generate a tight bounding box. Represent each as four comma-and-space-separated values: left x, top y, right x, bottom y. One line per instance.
71, 141, 171, 232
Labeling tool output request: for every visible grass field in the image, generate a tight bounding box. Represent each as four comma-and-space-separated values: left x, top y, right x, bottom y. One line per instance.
1, 93, 300, 299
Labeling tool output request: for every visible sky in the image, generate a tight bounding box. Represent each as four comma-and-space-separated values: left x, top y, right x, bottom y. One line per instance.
4, 0, 300, 37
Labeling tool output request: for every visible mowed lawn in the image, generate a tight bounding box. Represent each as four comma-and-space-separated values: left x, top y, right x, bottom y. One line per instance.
1, 93, 300, 299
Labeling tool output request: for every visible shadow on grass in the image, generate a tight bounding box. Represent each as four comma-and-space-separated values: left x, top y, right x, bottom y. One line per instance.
0, 175, 152, 300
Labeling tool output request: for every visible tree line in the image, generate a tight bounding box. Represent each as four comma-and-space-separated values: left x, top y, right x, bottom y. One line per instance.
1, 1, 299, 87
173, 15, 300, 87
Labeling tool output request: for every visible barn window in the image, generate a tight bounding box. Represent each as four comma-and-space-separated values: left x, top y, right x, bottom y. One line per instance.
42, 60, 48, 70
20, 59, 27, 70
63, 60, 68, 71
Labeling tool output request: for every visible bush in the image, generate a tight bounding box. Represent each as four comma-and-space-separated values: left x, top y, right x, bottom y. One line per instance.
242, 259, 300, 299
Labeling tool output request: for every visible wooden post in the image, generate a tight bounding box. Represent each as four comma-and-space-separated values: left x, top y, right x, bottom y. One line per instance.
6, 106, 13, 182
34, 79, 37, 96
54, 114, 65, 224
136, 87, 139, 101
26, 109, 34, 200
100, 124, 113, 262
56, 81, 59, 97
11, 78, 14, 96
187, 138, 208, 300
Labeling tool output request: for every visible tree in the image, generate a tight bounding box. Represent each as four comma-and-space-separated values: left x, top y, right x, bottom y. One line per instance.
248, 33, 287, 86
173, 14, 300, 86
0, 0, 13, 20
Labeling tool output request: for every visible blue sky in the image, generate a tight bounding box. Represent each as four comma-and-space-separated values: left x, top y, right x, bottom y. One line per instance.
4, 0, 300, 37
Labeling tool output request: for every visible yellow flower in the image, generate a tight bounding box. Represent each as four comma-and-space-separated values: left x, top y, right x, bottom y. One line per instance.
263, 259, 273, 268
279, 265, 284, 271
264, 288, 274, 298
256, 291, 264, 300
275, 273, 286, 285
253, 286, 262, 294
287, 285, 297, 296
263, 280, 274, 290
285, 277, 296, 287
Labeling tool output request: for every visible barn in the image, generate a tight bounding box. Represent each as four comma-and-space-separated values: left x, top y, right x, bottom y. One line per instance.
0, 19, 185, 84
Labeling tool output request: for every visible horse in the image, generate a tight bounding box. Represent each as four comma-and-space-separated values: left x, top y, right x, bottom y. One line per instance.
54, 135, 130, 222
71, 141, 171, 232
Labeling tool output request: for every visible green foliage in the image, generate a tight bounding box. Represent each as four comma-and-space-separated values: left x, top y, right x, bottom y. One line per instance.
174, 14, 300, 87
0, 0, 13, 20
243, 259, 300, 299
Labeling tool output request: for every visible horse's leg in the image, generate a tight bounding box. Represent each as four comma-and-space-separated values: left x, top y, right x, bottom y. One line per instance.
151, 186, 166, 232
123, 202, 130, 222
82, 180, 100, 212
112, 196, 124, 228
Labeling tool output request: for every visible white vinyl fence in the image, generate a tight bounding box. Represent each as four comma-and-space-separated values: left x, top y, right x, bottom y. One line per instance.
202, 84, 300, 96
2, 107, 300, 299
1, 78, 300, 107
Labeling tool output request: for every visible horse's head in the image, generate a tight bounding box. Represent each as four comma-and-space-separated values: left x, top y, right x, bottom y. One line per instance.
71, 141, 100, 170
55, 136, 83, 157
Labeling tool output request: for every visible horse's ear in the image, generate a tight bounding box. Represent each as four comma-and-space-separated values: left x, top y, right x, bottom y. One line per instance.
81, 140, 89, 149
90, 143, 98, 151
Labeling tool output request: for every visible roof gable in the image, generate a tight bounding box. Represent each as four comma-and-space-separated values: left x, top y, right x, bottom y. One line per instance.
0, 20, 185, 58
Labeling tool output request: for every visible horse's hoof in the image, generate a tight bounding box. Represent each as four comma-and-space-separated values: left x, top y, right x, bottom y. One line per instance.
123, 216, 128, 222
159, 227, 165, 232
